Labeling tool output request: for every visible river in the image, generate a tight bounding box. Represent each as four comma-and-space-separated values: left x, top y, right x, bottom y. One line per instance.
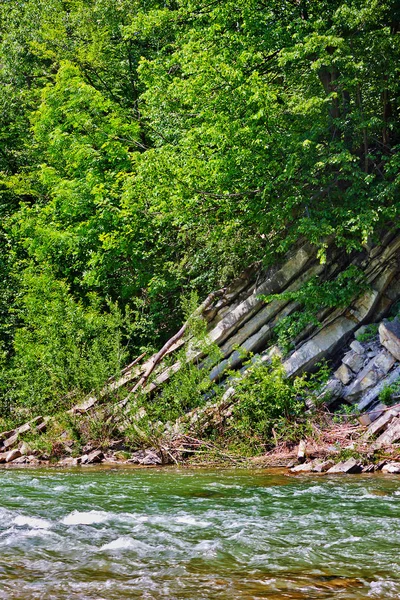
0, 467, 400, 599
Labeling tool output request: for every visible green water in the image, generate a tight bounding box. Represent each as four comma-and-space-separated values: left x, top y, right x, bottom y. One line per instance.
1, 467, 400, 599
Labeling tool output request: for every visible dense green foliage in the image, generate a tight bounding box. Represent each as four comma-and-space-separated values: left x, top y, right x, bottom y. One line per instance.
0, 0, 399, 414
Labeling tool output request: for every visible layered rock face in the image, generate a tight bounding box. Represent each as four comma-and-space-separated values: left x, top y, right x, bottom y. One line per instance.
139, 230, 400, 395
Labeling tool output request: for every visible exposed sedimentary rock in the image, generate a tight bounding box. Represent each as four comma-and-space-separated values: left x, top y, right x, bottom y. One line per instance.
379, 319, 400, 361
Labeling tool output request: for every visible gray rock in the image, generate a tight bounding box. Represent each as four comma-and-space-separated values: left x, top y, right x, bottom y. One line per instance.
362, 464, 375, 473
290, 462, 313, 473
140, 451, 162, 466
335, 364, 353, 385
19, 441, 32, 456
345, 360, 380, 401
12, 456, 29, 464
6, 449, 22, 463
16, 423, 31, 435
363, 408, 400, 440
0, 429, 15, 443
317, 378, 343, 405
376, 460, 388, 470
372, 417, 400, 449
312, 460, 335, 473
127, 450, 146, 464
86, 450, 104, 464
374, 350, 396, 375
358, 413, 372, 426
342, 350, 365, 373
382, 462, 400, 474
327, 458, 363, 474
379, 319, 400, 361
284, 316, 358, 377
3, 433, 19, 449
357, 366, 400, 412
350, 340, 365, 355
69, 396, 98, 415
36, 418, 49, 433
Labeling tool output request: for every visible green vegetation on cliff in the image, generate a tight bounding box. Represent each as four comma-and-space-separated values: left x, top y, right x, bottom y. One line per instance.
0, 0, 399, 419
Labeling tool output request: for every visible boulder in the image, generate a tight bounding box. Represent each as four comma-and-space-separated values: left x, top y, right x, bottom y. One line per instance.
382, 462, 400, 474
345, 358, 381, 402
317, 378, 343, 405
372, 417, 400, 449
374, 350, 396, 375
312, 460, 335, 473
19, 441, 32, 456
342, 350, 364, 373
86, 450, 104, 464
357, 366, 400, 412
362, 464, 375, 473
140, 450, 162, 465
326, 458, 363, 474
290, 462, 313, 473
362, 408, 400, 440
0, 452, 8, 463
335, 364, 353, 385
379, 319, 400, 361
6, 449, 22, 463
350, 340, 365, 355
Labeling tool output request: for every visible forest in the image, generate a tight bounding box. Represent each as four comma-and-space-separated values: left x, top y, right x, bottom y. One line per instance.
0, 0, 399, 424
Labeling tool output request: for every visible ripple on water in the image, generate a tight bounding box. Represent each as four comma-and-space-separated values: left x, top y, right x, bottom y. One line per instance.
61, 510, 111, 525
0, 470, 400, 599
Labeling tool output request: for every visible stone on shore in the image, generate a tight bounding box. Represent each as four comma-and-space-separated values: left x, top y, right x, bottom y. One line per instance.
140, 450, 162, 465
326, 458, 363, 474
80, 450, 104, 464
312, 460, 335, 473
6, 449, 22, 463
381, 462, 400, 474
291, 462, 313, 473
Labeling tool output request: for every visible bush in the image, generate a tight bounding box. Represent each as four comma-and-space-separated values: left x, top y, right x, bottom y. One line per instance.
2, 271, 128, 417
225, 358, 313, 452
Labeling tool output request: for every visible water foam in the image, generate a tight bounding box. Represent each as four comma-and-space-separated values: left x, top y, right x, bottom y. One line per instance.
13, 516, 52, 529
61, 510, 110, 525
100, 537, 138, 551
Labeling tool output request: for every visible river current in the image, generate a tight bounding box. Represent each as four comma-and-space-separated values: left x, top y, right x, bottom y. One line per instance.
0, 467, 400, 599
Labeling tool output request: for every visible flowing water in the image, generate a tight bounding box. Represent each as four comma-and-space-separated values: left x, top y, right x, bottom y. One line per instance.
1, 467, 400, 599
